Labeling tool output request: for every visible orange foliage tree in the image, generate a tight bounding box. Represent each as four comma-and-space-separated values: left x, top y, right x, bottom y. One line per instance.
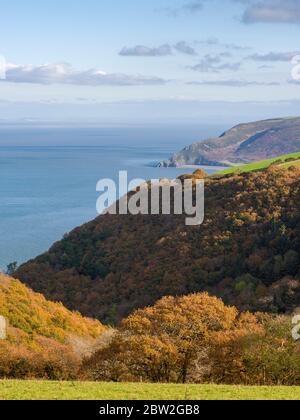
84, 293, 262, 383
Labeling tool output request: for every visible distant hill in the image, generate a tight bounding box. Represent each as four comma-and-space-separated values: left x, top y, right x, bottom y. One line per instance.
0, 274, 104, 379
160, 117, 300, 167
17, 165, 300, 323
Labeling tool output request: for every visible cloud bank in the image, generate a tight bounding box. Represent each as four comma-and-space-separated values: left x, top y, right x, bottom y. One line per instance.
3, 63, 168, 86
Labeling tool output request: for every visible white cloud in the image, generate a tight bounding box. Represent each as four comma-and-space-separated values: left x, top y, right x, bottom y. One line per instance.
189, 54, 241, 73
187, 79, 280, 86
166, 0, 300, 24
248, 51, 300, 62
242, 0, 300, 24
161, 0, 203, 17
174, 41, 197, 55
120, 42, 197, 57
3, 62, 168, 86
182, 1, 203, 13
196, 38, 251, 51
119, 45, 172, 57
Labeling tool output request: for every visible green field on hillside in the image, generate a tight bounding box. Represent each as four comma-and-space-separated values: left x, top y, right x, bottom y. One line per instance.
0, 381, 300, 400
215, 152, 300, 176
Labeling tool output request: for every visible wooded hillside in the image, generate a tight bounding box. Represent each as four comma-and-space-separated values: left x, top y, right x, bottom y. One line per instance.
17, 166, 300, 323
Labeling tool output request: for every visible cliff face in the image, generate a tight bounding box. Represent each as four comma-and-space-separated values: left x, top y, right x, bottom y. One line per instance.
160, 117, 300, 167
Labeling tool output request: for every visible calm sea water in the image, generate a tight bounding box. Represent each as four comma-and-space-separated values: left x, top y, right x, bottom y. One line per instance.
0, 125, 226, 270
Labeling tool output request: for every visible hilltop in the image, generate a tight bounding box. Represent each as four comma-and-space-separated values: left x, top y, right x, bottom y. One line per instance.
214, 151, 300, 177
16, 165, 300, 323
160, 117, 300, 167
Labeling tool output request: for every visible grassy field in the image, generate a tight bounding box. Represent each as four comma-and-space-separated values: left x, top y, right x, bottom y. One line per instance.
0, 380, 300, 400
215, 152, 300, 176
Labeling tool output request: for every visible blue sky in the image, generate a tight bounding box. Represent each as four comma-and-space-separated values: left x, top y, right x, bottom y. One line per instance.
1, 0, 300, 124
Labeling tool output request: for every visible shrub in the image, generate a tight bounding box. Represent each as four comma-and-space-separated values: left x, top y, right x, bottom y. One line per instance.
0, 339, 80, 380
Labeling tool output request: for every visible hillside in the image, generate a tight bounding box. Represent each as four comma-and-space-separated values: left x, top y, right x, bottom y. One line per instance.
160, 117, 300, 167
0, 274, 103, 343
0, 274, 104, 379
16, 165, 300, 323
214, 152, 300, 177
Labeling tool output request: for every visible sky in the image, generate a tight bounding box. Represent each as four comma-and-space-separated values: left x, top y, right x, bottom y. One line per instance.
1, 0, 300, 124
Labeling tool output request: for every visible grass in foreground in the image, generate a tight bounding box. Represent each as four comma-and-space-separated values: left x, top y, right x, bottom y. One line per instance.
215, 152, 300, 176
0, 381, 300, 400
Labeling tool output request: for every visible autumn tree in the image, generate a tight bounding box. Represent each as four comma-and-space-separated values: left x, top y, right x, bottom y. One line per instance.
83, 293, 261, 384
240, 314, 300, 385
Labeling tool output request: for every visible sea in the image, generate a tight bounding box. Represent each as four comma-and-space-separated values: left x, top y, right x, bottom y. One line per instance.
0, 125, 227, 270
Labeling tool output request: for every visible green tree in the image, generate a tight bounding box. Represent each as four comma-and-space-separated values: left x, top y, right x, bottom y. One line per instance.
6, 262, 18, 276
